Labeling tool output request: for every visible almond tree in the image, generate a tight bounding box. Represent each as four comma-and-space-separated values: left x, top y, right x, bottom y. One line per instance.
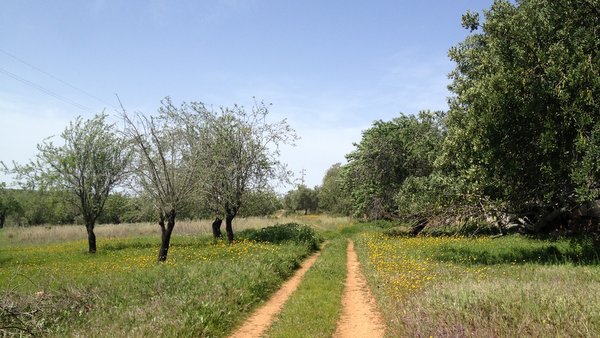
196, 101, 297, 242
8, 114, 131, 253
123, 98, 203, 262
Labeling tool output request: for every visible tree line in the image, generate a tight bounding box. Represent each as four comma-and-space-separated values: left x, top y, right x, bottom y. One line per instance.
301, 0, 600, 237
2, 98, 295, 261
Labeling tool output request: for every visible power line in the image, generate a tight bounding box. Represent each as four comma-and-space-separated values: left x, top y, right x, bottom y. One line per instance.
0, 66, 91, 111
0, 48, 119, 110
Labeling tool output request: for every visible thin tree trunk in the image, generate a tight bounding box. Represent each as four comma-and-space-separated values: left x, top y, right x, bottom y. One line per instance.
212, 217, 223, 239
86, 222, 97, 253
0, 212, 5, 229
158, 209, 176, 262
225, 214, 235, 243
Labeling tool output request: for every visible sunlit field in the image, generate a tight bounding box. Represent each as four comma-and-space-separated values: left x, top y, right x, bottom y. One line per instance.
0, 218, 325, 337
354, 231, 600, 337
3, 216, 599, 337
0, 214, 353, 245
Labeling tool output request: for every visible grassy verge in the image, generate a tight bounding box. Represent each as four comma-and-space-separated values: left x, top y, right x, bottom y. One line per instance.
354, 232, 600, 337
0, 234, 313, 337
266, 236, 347, 338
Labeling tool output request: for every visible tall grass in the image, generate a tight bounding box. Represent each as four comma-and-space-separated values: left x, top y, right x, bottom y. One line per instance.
0, 215, 353, 246
354, 232, 600, 337
0, 233, 313, 337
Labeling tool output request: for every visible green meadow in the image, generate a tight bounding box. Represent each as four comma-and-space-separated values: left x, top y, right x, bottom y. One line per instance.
2, 218, 600, 337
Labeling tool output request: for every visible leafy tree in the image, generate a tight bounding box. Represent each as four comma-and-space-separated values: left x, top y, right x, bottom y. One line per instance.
9, 114, 131, 252
97, 193, 136, 224
318, 163, 351, 215
0, 183, 21, 228
123, 98, 203, 261
342, 111, 445, 219
196, 101, 297, 242
444, 0, 600, 222
285, 185, 319, 215
238, 189, 282, 217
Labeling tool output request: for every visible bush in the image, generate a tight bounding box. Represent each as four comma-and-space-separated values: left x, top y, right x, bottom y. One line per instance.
238, 223, 322, 251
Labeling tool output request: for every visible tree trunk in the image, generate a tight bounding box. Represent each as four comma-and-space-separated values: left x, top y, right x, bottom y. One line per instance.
0, 212, 5, 229
86, 222, 97, 253
158, 209, 176, 262
225, 213, 235, 243
212, 217, 223, 239
410, 219, 428, 236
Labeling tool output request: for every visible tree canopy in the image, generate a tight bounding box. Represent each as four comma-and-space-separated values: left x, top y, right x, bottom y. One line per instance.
123, 98, 204, 261
196, 100, 297, 242
444, 0, 600, 218
342, 111, 445, 219
10, 114, 131, 252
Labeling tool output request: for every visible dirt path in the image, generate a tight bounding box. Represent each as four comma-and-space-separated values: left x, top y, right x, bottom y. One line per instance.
334, 240, 385, 338
229, 250, 322, 338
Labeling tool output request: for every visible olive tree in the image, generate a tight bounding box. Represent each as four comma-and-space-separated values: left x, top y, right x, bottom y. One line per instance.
8, 114, 131, 252
196, 101, 297, 242
123, 98, 203, 262
285, 185, 319, 215
342, 111, 445, 219
318, 163, 352, 215
444, 0, 600, 225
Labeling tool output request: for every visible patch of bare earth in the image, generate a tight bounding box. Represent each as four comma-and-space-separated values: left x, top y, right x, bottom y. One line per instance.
334, 240, 385, 338
229, 250, 321, 338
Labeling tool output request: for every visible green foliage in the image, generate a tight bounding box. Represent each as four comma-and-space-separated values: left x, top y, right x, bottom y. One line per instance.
238, 223, 322, 251
342, 110, 445, 219
238, 190, 282, 217
445, 0, 600, 214
124, 98, 204, 217
0, 183, 22, 227
318, 163, 352, 215
10, 114, 131, 231
196, 100, 297, 222
284, 185, 319, 215
395, 172, 490, 224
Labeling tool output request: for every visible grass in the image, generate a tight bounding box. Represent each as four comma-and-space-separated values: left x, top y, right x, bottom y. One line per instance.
354, 231, 600, 337
4, 214, 600, 337
0, 232, 314, 336
0, 214, 353, 246
266, 236, 348, 338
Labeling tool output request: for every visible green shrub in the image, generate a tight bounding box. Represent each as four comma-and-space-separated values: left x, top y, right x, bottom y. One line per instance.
238, 223, 322, 251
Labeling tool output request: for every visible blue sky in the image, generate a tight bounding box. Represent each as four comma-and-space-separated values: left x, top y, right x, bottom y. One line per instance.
0, 0, 494, 191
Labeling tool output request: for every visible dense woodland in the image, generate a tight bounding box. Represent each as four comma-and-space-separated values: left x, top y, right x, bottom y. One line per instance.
2, 0, 599, 241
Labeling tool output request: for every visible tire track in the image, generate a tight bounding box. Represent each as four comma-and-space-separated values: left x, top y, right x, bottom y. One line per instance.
334, 240, 385, 338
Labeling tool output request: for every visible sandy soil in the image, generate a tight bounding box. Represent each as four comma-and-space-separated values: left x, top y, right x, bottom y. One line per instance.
229, 250, 322, 338
333, 240, 385, 338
